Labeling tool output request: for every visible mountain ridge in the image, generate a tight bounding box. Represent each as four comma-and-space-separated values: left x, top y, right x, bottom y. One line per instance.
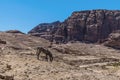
28, 9, 120, 43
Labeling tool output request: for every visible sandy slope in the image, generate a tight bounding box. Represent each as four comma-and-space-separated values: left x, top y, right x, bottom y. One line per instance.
0, 32, 120, 80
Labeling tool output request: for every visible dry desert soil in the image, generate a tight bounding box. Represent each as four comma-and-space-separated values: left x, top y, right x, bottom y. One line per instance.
0, 32, 120, 80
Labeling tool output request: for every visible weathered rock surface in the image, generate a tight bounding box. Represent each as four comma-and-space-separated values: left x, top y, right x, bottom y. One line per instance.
28, 21, 61, 35
64, 10, 120, 42
104, 30, 120, 49
28, 9, 120, 43
28, 21, 62, 41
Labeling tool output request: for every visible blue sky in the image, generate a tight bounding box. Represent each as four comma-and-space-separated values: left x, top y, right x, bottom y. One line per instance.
0, 0, 120, 33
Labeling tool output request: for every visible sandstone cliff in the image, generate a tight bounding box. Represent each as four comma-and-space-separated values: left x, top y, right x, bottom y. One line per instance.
28, 10, 120, 43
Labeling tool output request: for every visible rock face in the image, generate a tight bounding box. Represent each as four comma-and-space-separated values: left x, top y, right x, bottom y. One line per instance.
28, 10, 120, 43
28, 21, 61, 40
63, 9, 120, 43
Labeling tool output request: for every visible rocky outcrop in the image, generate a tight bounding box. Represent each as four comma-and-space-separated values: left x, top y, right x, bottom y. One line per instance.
28, 21, 62, 41
104, 30, 120, 49
63, 9, 120, 43
0, 74, 14, 80
28, 21, 61, 34
0, 39, 6, 44
28, 10, 120, 43
6, 30, 24, 34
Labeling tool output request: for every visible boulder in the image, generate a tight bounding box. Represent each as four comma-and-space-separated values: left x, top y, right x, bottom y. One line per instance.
0, 39, 6, 44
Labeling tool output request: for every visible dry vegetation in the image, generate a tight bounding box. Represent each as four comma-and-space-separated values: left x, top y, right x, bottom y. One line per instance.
0, 32, 120, 80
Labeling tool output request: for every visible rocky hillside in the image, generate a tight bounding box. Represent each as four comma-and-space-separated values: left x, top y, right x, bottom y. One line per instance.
0, 31, 120, 80
28, 21, 61, 38
28, 9, 120, 43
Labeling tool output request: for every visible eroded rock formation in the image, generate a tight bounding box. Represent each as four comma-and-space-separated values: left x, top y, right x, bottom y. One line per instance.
28, 10, 120, 43
104, 30, 120, 49
28, 21, 61, 35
